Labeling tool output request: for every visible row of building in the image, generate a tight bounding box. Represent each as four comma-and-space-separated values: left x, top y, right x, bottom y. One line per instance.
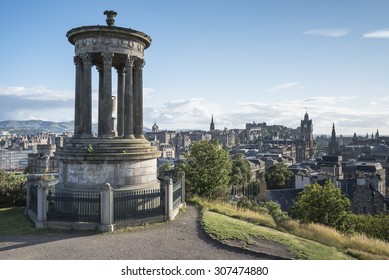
2, 112, 388, 215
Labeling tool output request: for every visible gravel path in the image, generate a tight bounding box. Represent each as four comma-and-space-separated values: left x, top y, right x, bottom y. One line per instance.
0, 205, 273, 260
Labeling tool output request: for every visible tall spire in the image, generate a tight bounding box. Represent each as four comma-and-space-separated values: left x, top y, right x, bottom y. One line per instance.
210, 114, 215, 132
331, 123, 336, 141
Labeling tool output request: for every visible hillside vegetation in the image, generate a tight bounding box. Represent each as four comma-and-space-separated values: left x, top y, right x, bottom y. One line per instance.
191, 197, 389, 260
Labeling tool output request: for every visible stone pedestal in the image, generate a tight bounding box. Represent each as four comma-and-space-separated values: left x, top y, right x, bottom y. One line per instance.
55, 138, 160, 192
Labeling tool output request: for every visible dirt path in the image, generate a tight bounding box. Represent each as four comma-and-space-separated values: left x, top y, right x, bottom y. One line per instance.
0, 204, 290, 260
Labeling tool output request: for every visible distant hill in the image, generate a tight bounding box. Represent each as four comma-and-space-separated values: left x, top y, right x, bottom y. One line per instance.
0, 120, 151, 135
0, 120, 74, 135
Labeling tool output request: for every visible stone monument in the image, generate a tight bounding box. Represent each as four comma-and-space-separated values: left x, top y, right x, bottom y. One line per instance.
55, 10, 160, 193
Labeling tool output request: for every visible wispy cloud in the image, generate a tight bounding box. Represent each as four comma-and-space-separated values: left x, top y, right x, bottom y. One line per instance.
0, 84, 388, 135
303, 28, 350, 37
143, 95, 389, 135
0, 85, 74, 101
268, 82, 302, 92
363, 29, 389, 38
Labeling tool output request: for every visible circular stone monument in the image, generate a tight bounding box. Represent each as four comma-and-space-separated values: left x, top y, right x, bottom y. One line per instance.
55, 11, 160, 192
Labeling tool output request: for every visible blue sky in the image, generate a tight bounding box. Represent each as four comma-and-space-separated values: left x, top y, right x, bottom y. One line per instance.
1, 0, 389, 135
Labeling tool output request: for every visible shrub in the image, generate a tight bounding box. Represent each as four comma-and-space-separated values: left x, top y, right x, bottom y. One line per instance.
348, 213, 389, 242
262, 200, 290, 224
0, 171, 27, 207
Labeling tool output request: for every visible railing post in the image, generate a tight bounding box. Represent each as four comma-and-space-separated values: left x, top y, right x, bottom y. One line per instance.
100, 183, 114, 232
178, 171, 185, 203
35, 183, 49, 229
164, 178, 173, 220
25, 182, 31, 215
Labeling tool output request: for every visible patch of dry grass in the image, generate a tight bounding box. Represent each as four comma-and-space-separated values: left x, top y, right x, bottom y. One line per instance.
281, 219, 389, 259
190, 197, 389, 260
189, 196, 276, 228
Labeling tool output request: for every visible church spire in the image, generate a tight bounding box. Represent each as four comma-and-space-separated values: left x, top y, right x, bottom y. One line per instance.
331, 123, 336, 141
328, 123, 339, 155
210, 114, 215, 132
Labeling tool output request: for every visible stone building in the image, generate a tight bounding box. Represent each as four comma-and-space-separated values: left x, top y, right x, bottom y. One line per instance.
342, 177, 386, 214
27, 138, 58, 174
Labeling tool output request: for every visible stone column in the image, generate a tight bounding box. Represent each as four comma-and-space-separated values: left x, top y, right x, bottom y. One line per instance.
73, 56, 83, 137
97, 66, 104, 137
124, 55, 135, 139
116, 66, 125, 137
100, 52, 114, 138
133, 58, 145, 139
80, 53, 93, 137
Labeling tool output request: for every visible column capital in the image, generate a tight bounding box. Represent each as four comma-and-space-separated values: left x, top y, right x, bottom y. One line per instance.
115, 65, 125, 74
101, 52, 114, 64
73, 56, 82, 66
125, 55, 136, 67
134, 58, 145, 70
80, 53, 92, 65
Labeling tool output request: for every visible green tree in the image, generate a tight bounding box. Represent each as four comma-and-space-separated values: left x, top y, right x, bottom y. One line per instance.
290, 181, 351, 230
182, 140, 232, 199
264, 162, 293, 189
245, 180, 260, 197
230, 154, 251, 189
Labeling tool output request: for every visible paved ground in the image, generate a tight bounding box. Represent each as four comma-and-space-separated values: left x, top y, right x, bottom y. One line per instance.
0, 205, 289, 260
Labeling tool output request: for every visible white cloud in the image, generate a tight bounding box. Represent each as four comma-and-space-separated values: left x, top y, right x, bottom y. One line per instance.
268, 82, 302, 92
143, 87, 155, 98
363, 29, 389, 38
143, 95, 389, 136
0, 85, 73, 101
1, 84, 388, 136
303, 29, 350, 37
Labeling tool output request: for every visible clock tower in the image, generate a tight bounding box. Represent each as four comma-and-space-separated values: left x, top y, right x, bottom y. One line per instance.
301, 111, 313, 143
296, 111, 315, 162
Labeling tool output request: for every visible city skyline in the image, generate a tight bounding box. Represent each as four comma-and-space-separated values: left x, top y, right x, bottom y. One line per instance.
1, 1, 389, 135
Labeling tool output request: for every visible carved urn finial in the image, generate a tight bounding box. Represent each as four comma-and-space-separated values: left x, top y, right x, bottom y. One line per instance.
104, 10, 117, 27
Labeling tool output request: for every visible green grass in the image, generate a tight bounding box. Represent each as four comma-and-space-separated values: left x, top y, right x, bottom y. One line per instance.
0, 207, 39, 235
202, 210, 352, 260
193, 197, 389, 260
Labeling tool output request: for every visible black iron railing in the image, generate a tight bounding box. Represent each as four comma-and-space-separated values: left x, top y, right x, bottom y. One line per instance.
47, 191, 101, 223
173, 182, 182, 210
113, 188, 165, 223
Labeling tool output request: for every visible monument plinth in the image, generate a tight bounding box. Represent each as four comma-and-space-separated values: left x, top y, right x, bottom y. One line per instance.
55, 11, 160, 192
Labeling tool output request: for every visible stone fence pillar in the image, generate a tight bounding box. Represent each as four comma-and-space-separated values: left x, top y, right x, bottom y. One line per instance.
100, 183, 114, 232
35, 183, 49, 229
164, 178, 173, 221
